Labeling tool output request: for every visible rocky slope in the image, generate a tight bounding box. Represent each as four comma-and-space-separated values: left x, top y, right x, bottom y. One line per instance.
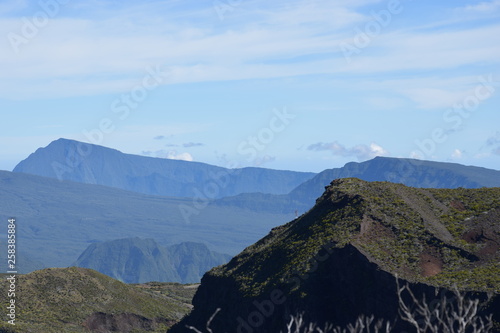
0, 267, 198, 332
172, 178, 500, 332
75, 238, 231, 283
13, 138, 315, 198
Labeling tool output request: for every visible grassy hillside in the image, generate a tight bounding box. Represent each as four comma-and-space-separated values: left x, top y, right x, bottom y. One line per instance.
0, 267, 198, 332
173, 178, 500, 332
215, 178, 500, 293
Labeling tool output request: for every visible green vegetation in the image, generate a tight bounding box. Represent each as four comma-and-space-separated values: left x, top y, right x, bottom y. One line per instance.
426, 264, 500, 292
210, 178, 500, 295
0, 267, 197, 333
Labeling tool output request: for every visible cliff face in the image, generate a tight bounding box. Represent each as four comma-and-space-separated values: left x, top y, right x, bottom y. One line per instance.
74, 238, 231, 284
172, 178, 500, 332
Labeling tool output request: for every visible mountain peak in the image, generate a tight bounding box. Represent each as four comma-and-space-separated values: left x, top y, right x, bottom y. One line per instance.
172, 179, 500, 332
13, 138, 316, 198
75, 237, 231, 284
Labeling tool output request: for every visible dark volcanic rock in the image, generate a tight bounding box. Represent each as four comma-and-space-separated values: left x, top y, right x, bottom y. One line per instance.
83, 312, 154, 332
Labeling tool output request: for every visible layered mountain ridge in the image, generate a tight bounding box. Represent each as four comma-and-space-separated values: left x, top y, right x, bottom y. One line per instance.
172, 178, 500, 332
212, 156, 500, 214
0, 169, 292, 271
13, 138, 316, 198
74, 238, 231, 284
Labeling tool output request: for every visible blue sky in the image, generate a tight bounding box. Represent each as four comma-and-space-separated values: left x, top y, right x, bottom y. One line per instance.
1, 0, 499, 172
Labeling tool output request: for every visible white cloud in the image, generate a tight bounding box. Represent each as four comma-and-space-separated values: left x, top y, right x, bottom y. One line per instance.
254, 154, 276, 166
165, 151, 193, 162
183, 142, 204, 148
308, 141, 389, 161
410, 151, 423, 159
141, 149, 194, 162
369, 143, 389, 157
462, 0, 500, 13
401, 88, 473, 110
349, 74, 497, 110
337, 25, 500, 76
0, 1, 499, 100
451, 149, 463, 159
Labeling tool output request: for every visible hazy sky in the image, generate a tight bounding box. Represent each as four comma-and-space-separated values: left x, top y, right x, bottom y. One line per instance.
1, 0, 499, 172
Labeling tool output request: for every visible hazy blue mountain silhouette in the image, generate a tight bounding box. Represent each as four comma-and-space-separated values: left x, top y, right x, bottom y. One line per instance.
289, 156, 500, 207
6, 142, 499, 276
74, 238, 231, 283
0, 170, 294, 271
212, 157, 500, 214
13, 138, 315, 198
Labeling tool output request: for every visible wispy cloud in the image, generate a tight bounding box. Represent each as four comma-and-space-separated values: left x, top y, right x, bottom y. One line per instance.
451, 148, 464, 159
462, 0, 500, 13
254, 154, 276, 166
486, 131, 500, 146
183, 142, 204, 148
141, 149, 194, 162
2, 0, 498, 100
308, 141, 389, 161
165, 150, 193, 162
486, 132, 500, 155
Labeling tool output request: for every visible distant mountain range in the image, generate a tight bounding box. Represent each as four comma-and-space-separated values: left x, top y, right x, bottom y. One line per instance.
74, 238, 231, 284
212, 156, 500, 214
13, 138, 316, 198
0, 170, 293, 271
3, 138, 500, 332
4, 139, 500, 281
172, 178, 500, 332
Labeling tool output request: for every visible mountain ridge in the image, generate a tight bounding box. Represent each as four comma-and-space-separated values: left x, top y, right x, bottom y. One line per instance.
13, 138, 316, 198
211, 156, 500, 214
0, 169, 293, 271
74, 238, 232, 284
172, 178, 500, 332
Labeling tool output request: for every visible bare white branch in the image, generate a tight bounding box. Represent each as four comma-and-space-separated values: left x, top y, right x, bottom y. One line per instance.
397, 279, 493, 333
